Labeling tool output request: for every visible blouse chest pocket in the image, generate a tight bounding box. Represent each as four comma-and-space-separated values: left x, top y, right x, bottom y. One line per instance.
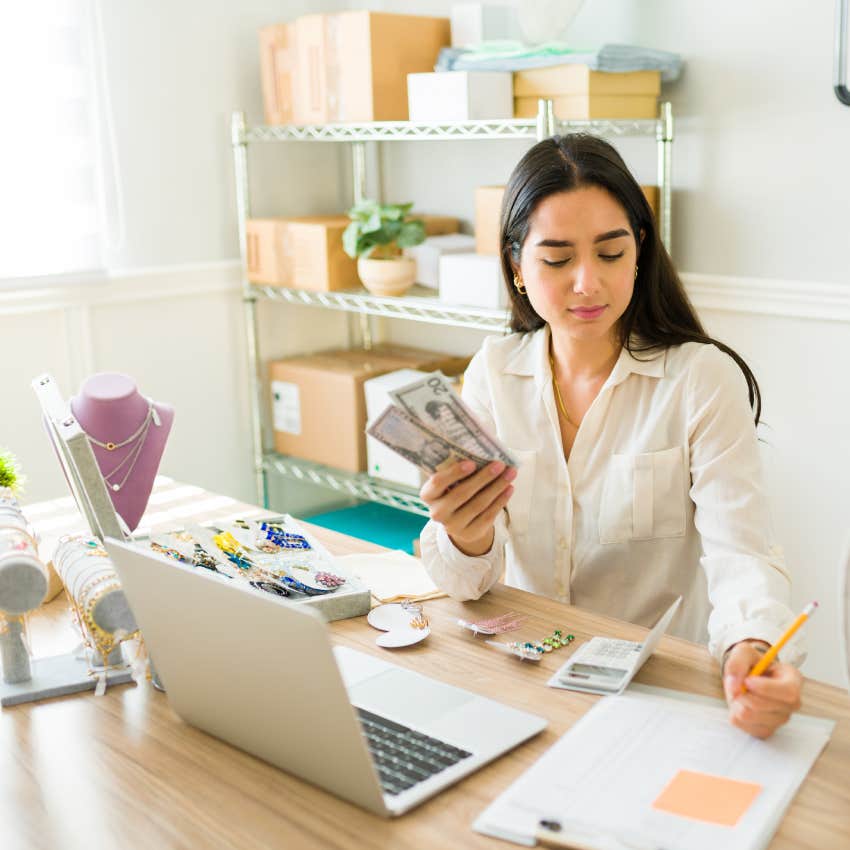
598, 446, 688, 545
505, 448, 537, 535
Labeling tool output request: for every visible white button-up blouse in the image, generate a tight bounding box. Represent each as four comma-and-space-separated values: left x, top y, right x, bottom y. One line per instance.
420, 326, 803, 664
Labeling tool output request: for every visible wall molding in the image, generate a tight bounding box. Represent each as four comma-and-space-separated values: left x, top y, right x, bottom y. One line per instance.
682, 272, 850, 323
0, 260, 243, 317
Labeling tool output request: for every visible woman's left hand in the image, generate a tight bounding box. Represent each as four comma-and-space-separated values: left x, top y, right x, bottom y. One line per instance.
722, 641, 803, 739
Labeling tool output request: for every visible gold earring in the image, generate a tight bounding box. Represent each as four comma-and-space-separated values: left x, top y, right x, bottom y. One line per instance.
513, 273, 527, 295
634, 265, 639, 280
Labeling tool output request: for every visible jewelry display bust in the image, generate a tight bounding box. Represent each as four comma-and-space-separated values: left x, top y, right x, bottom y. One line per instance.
70, 374, 174, 532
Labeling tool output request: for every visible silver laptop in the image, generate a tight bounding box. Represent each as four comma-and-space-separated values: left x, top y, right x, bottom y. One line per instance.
104, 538, 547, 816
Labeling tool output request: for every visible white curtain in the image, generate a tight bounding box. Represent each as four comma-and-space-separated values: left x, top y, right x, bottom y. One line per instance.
0, 1, 105, 280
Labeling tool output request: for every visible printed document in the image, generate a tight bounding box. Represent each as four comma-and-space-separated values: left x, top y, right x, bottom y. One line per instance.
474, 689, 834, 850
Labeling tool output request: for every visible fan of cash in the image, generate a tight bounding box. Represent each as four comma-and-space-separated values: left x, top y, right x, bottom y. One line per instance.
366, 372, 516, 476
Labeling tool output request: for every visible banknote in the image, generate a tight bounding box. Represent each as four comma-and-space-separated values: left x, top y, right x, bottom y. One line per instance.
388, 371, 516, 467
367, 405, 490, 475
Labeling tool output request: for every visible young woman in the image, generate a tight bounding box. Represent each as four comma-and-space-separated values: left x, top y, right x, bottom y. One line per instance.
419, 134, 803, 739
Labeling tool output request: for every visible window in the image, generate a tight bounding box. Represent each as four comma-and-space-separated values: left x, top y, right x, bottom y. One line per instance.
0, 2, 105, 280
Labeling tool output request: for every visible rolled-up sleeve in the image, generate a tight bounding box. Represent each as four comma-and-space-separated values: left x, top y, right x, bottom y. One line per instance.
688, 345, 804, 665
419, 342, 508, 600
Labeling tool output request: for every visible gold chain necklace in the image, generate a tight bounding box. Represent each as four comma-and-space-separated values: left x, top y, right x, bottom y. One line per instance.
549, 353, 577, 428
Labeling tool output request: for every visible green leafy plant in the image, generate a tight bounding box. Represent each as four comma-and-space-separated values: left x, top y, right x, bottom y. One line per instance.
342, 200, 426, 260
0, 448, 24, 494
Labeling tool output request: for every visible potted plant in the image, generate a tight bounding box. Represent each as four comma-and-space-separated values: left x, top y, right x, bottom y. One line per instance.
0, 447, 24, 501
342, 200, 426, 296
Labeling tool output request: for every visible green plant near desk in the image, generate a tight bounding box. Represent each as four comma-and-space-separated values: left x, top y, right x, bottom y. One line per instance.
342, 200, 425, 297
0, 447, 24, 494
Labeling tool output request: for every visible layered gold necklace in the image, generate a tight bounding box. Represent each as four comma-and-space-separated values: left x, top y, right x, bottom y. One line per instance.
548, 352, 577, 428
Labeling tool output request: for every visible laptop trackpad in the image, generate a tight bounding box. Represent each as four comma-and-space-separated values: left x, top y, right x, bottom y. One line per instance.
349, 668, 474, 728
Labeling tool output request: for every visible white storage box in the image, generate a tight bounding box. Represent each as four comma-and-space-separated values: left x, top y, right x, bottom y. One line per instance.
407, 71, 513, 122
439, 253, 508, 309
365, 369, 429, 489
450, 3, 519, 47
405, 234, 477, 289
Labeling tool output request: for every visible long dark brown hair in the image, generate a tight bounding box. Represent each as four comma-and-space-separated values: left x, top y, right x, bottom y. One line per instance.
500, 134, 761, 424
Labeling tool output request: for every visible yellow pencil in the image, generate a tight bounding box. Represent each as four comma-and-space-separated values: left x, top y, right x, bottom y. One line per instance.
740, 601, 818, 693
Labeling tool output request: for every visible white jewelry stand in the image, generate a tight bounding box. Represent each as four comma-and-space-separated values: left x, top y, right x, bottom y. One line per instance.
0, 376, 138, 707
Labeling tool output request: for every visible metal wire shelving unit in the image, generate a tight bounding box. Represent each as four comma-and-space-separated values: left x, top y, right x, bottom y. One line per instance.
232, 100, 674, 511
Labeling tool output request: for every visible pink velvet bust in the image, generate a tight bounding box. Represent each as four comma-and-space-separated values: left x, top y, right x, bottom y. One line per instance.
70, 373, 174, 532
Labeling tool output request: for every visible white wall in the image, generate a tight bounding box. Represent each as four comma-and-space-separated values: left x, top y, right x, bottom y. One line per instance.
2, 0, 848, 685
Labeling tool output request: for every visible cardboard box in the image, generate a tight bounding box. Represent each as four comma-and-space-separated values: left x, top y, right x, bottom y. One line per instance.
420, 214, 461, 236
407, 71, 513, 122
270, 346, 470, 473
641, 185, 659, 219
513, 65, 660, 121
475, 185, 505, 256
293, 11, 450, 123
405, 234, 477, 289
365, 369, 429, 489
439, 253, 507, 310
246, 216, 358, 291
513, 67, 661, 98
514, 94, 658, 120
246, 215, 458, 289
259, 24, 296, 125
451, 3, 519, 47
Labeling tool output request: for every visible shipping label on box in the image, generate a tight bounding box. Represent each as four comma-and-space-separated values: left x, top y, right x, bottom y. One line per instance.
272, 381, 301, 435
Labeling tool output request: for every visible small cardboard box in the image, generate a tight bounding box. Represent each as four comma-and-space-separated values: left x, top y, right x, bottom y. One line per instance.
513, 67, 661, 98
475, 186, 505, 256
365, 369, 429, 489
246, 216, 358, 291
439, 253, 507, 310
258, 23, 296, 125
407, 71, 513, 122
293, 11, 450, 123
513, 65, 660, 121
405, 234, 476, 289
450, 3, 519, 47
421, 214, 461, 236
270, 346, 469, 473
514, 94, 658, 120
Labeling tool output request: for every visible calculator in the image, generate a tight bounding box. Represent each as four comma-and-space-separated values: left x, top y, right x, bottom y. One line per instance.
548, 597, 682, 696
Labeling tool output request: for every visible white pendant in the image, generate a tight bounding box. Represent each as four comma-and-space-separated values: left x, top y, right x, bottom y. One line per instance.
112, 484, 120, 492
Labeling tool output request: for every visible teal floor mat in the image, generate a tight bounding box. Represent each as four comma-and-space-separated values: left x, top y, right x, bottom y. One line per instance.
304, 503, 427, 554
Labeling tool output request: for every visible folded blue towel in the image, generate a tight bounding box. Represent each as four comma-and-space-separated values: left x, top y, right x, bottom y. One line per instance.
435, 42, 682, 83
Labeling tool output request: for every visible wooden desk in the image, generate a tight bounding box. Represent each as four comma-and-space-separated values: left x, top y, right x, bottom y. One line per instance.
3, 504, 849, 850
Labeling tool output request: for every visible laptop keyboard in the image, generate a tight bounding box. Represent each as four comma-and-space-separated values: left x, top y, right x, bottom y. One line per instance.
356, 707, 473, 796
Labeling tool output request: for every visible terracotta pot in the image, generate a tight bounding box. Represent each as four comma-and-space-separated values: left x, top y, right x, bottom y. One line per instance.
356, 256, 416, 297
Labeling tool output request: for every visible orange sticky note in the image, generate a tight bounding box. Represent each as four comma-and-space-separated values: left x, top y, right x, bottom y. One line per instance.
652, 769, 762, 826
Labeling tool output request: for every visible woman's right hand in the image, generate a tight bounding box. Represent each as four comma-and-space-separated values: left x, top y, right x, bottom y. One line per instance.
419, 459, 517, 557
